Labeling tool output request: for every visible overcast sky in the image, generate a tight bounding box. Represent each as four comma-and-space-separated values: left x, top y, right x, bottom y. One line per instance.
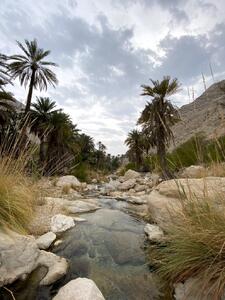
1, 0, 225, 154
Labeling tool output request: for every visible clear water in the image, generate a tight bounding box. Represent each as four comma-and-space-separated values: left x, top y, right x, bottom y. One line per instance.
2, 198, 160, 300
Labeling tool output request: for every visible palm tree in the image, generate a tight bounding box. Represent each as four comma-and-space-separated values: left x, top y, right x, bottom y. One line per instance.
125, 129, 143, 168
9, 39, 58, 113
0, 54, 11, 87
138, 76, 180, 178
30, 97, 58, 162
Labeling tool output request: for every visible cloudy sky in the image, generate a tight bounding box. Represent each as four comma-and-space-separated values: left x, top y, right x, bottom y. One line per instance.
0, 0, 225, 154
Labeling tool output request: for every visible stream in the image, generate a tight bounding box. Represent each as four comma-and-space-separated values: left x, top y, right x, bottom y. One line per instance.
2, 198, 161, 300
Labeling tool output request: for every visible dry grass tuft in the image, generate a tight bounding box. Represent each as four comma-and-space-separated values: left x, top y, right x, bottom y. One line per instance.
153, 182, 225, 299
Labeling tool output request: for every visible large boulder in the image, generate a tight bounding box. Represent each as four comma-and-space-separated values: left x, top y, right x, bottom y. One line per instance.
119, 178, 136, 191
147, 177, 225, 227
36, 232, 56, 249
56, 175, 81, 189
144, 224, 164, 242
53, 277, 105, 300
0, 230, 68, 287
51, 214, 75, 233
124, 169, 141, 180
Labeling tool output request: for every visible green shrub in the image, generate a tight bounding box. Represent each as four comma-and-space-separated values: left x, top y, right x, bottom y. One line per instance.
72, 162, 89, 182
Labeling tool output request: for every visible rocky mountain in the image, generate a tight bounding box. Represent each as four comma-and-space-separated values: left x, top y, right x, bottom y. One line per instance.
171, 80, 225, 149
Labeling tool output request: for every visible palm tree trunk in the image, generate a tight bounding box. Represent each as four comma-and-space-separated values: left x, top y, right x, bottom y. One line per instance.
25, 69, 36, 114
157, 140, 171, 179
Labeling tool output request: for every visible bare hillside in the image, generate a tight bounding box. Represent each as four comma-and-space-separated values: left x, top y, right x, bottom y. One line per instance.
171, 80, 225, 149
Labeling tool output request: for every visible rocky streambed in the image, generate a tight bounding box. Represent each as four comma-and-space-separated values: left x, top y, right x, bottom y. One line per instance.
1, 196, 161, 300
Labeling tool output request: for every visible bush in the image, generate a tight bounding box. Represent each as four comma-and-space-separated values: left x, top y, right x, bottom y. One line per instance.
152, 184, 225, 299
0, 158, 35, 233
72, 162, 89, 182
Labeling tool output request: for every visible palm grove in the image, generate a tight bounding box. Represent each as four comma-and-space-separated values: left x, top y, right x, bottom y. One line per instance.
0, 39, 120, 178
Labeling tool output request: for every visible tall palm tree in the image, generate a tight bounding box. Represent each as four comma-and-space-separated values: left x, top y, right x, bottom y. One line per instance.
9, 39, 58, 113
125, 129, 143, 168
30, 97, 58, 162
138, 76, 180, 178
0, 54, 11, 87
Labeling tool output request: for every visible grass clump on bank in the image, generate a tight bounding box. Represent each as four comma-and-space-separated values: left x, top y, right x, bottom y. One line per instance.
154, 188, 225, 299
0, 157, 36, 234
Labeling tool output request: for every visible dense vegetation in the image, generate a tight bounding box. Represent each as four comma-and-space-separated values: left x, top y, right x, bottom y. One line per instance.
0, 39, 121, 180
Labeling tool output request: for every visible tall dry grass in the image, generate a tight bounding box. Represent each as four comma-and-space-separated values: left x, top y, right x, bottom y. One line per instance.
0, 119, 38, 233
152, 182, 225, 299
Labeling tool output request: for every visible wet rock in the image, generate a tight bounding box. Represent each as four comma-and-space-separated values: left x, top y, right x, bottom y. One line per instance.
66, 200, 101, 214
0, 230, 68, 287
38, 251, 68, 285
53, 278, 105, 300
51, 214, 75, 233
144, 224, 164, 242
36, 232, 56, 250
105, 231, 145, 266
0, 230, 40, 287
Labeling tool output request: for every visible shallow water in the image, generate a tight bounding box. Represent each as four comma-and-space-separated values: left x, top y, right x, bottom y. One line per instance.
2, 198, 160, 300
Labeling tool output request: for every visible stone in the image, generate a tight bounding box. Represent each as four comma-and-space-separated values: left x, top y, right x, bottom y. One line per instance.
53, 277, 105, 300
66, 200, 101, 214
147, 177, 225, 227
56, 175, 81, 188
127, 196, 147, 205
36, 232, 56, 250
0, 230, 40, 287
180, 165, 206, 178
134, 184, 147, 192
91, 178, 98, 184
104, 231, 145, 266
124, 169, 141, 180
73, 217, 86, 222
119, 178, 136, 191
51, 214, 75, 233
38, 251, 68, 285
144, 224, 164, 242
0, 230, 68, 287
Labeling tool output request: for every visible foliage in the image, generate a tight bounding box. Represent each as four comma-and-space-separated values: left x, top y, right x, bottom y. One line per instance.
9, 39, 57, 112
153, 187, 225, 299
138, 76, 181, 177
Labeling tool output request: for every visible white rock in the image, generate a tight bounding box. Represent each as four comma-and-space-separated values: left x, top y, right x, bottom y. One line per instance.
0, 231, 39, 287
124, 169, 141, 180
38, 251, 68, 285
36, 232, 56, 249
91, 179, 98, 184
144, 223, 164, 242
0, 230, 68, 287
53, 278, 105, 300
66, 200, 101, 214
119, 179, 136, 191
56, 175, 81, 188
51, 214, 75, 233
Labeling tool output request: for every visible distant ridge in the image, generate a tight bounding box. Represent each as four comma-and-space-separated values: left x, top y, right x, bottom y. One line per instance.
171, 80, 225, 149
